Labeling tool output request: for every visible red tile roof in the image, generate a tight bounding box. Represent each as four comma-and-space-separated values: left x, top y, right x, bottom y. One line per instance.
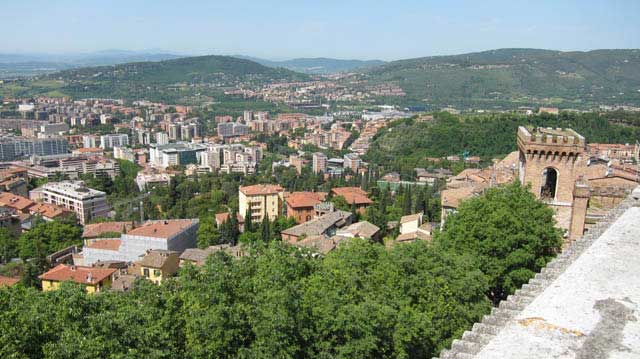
286, 192, 327, 208
83, 221, 133, 238
29, 203, 69, 219
0, 192, 34, 211
85, 239, 122, 251
125, 219, 196, 239
0, 275, 20, 287
39, 264, 116, 285
330, 187, 373, 205
240, 184, 284, 196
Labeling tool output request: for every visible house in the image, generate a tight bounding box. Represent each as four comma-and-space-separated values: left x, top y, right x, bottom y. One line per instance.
179, 244, 245, 267
137, 249, 180, 285
0, 275, 20, 287
214, 212, 245, 232
290, 235, 349, 255
330, 187, 373, 214
440, 186, 484, 225
335, 220, 381, 241
281, 210, 353, 242
39, 264, 116, 293
397, 213, 433, 242
285, 191, 328, 223
238, 184, 284, 222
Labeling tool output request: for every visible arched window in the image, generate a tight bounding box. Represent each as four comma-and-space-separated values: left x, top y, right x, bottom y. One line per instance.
540, 167, 558, 200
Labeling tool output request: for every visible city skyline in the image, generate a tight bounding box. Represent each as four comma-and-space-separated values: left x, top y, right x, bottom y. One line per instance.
2, 0, 639, 61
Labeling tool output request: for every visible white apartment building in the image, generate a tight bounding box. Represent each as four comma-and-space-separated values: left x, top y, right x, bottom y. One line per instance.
29, 180, 110, 224
99, 134, 129, 150
155, 132, 169, 146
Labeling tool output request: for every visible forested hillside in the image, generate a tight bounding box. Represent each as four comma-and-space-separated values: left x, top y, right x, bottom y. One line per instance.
365, 111, 640, 176
362, 48, 640, 108
2, 55, 309, 103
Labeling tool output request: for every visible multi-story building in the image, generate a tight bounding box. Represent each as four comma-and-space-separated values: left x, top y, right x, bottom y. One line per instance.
168, 123, 181, 141
149, 142, 207, 169
155, 132, 169, 145
312, 152, 328, 174
82, 219, 199, 265
29, 180, 110, 224
285, 191, 328, 223
0, 136, 69, 161
82, 135, 98, 148
343, 153, 362, 173
239, 184, 284, 222
217, 122, 249, 139
99, 134, 129, 150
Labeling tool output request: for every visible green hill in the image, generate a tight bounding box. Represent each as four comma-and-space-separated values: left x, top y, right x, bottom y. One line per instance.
361, 48, 640, 109
5, 55, 310, 103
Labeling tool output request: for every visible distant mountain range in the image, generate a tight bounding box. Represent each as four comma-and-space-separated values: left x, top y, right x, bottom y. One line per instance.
2, 48, 640, 109
0, 50, 185, 78
233, 56, 386, 74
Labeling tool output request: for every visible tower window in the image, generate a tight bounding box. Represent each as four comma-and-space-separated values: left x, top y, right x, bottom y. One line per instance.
540, 167, 558, 200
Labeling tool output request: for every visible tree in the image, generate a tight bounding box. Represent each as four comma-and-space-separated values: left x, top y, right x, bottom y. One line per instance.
197, 216, 221, 248
0, 228, 17, 264
244, 208, 253, 233
435, 182, 562, 303
331, 195, 350, 212
402, 185, 413, 215
18, 220, 82, 260
259, 215, 271, 242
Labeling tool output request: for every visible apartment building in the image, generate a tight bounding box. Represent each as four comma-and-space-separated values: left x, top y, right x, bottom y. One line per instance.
29, 180, 110, 224
99, 134, 129, 150
0, 136, 69, 161
312, 152, 328, 174
239, 184, 284, 222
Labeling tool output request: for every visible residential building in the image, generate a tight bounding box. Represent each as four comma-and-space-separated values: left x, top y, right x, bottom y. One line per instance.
39, 264, 116, 293
330, 187, 373, 214
343, 153, 362, 173
137, 249, 180, 285
99, 134, 129, 150
238, 184, 284, 222
155, 132, 169, 145
135, 172, 171, 191
281, 210, 353, 242
396, 213, 432, 242
335, 220, 380, 241
29, 180, 110, 224
285, 191, 328, 223
312, 152, 328, 174
82, 135, 98, 148
0, 136, 69, 161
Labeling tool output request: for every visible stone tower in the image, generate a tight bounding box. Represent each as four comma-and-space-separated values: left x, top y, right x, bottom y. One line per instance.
517, 126, 590, 240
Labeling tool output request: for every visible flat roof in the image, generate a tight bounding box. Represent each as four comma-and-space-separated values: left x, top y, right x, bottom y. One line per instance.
125, 219, 197, 239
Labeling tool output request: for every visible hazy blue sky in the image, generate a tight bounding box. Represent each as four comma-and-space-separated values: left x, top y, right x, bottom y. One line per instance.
2, 0, 639, 60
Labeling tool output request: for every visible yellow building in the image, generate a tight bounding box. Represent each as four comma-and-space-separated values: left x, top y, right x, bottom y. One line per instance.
137, 249, 180, 285
239, 184, 284, 222
39, 264, 116, 293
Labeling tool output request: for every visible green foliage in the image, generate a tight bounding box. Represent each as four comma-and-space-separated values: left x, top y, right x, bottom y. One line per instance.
0, 228, 17, 264
0, 240, 491, 358
366, 111, 640, 175
18, 220, 82, 261
435, 182, 562, 303
197, 216, 221, 248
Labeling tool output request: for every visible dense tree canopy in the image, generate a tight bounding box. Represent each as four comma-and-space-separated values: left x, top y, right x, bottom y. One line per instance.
435, 182, 562, 303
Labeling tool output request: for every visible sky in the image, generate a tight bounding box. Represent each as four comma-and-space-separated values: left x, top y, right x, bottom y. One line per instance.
2, 0, 639, 61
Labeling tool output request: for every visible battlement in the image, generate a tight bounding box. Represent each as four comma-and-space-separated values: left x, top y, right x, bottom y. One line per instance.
517, 126, 585, 155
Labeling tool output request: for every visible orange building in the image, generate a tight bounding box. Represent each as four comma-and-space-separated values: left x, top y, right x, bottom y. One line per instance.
285, 192, 327, 223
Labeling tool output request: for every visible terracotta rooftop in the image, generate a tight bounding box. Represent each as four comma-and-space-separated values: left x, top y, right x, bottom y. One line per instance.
39, 264, 116, 285
330, 187, 373, 205
285, 191, 328, 208
125, 219, 197, 239
0, 275, 20, 287
441, 186, 484, 209
214, 212, 244, 225
83, 221, 133, 238
400, 213, 422, 224
0, 192, 34, 211
240, 184, 284, 196
76, 147, 104, 153
28, 202, 68, 219
85, 239, 122, 251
